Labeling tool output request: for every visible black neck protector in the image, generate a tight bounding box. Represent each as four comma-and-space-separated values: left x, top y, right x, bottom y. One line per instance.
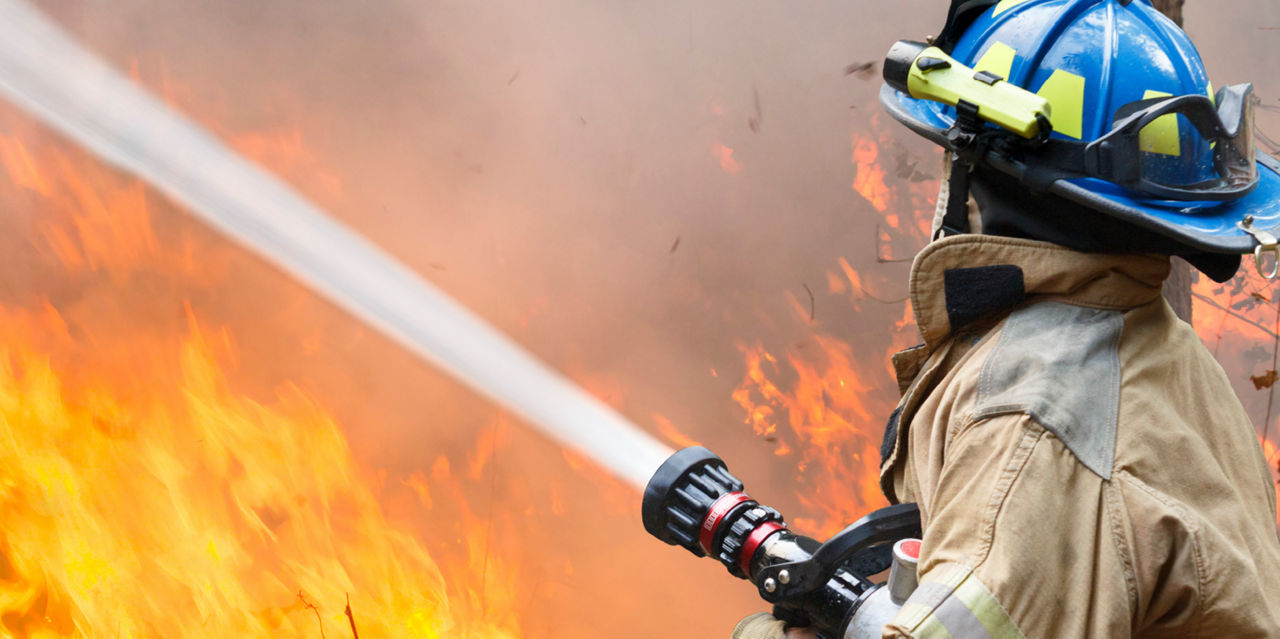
967, 164, 1242, 283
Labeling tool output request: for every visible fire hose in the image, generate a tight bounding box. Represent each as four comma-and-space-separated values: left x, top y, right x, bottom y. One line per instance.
643, 447, 923, 639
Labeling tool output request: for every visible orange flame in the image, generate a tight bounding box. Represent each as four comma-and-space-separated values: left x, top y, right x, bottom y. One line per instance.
1263, 437, 1280, 528
733, 338, 888, 537
0, 117, 524, 637
713, 142, 743, 174
653, 413, 702, 449
0, 306, 519, 638
0, 134, 51, 196
1191, 268, 1280, 524
851, 135, 890, 213
765, 112, 1280, 545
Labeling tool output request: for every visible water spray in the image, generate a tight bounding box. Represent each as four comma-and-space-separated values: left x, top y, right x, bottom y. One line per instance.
0, 0, 672, 489
643, 447, 922, 639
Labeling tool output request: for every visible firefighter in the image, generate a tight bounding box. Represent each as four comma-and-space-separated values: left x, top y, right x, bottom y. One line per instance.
734, 0, 1280, 637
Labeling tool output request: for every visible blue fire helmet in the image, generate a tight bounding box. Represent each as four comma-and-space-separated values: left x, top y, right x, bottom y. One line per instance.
880, 0, 1280, 257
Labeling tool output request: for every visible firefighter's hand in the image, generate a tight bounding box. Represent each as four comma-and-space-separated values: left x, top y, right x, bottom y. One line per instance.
731, 612, 819, 639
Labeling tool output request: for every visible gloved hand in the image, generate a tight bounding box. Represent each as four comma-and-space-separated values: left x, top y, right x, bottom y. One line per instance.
731, 612, 819, 639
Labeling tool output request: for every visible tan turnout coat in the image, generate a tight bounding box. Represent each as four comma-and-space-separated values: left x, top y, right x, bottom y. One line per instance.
879, 235, 1280, 638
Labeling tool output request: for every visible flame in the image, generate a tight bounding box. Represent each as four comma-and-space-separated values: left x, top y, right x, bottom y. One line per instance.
723, 120, 937, 540
653, 414, 701, 449
744, 109, 1280, 545
0, 117, 523, 637
0, 134, 51, 196
0, 305, 521, 638
1191, 269, 1280, 515
853, 124, 940, 256
713, 143, 743, 174
230, 126, 343, 202
733, 339, 888, 537
851, 135, 890, 213
1264, 437, 1280, 527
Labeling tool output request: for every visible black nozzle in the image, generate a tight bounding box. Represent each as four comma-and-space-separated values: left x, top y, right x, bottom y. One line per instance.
883, 40, 929, 94
641, 446, 744, 556
642, 447, 921, 639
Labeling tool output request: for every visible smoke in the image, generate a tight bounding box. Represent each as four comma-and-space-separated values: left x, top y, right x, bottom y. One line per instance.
0, 0, 675, 493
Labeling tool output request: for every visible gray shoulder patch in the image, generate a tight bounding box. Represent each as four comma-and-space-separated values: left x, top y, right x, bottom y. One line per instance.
975, 302, 1123, 479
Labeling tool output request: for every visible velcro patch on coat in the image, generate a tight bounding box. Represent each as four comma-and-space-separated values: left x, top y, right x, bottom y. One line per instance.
943, 266, 1026, 331
974, 302, 1123, 479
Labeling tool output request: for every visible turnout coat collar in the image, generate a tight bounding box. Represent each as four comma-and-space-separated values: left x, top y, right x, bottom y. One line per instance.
907, 234, 1170, 352
883, 234, 1171, 489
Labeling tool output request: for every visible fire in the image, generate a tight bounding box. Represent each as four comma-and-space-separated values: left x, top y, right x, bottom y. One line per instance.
1191, 269, 1280, 518
851, 135, 890, 214
0, 117, 523, 637
0, 308, 519, 638
653, 414, 701, 450
726, 121, 935, 540
714, 142, 743, 174
733, 338, 889, 537
0, 134, 51, 196
742, 107, 1280, 545
1264, 437, 1280, 527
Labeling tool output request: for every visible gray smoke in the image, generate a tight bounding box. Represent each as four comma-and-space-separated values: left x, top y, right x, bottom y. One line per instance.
0, 0, 673, 489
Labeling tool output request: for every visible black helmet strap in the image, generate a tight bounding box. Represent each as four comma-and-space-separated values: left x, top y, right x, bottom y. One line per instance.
931, 0, 998, 239
936, 100, 994, 239
937, 152, 975, 239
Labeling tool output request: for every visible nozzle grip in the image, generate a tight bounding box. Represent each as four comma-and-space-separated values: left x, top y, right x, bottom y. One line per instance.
641, 446, 745, 556
755, 503, 922, 603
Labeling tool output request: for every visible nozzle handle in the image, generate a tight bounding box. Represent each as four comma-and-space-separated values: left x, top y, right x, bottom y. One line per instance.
755, 503, 922, 602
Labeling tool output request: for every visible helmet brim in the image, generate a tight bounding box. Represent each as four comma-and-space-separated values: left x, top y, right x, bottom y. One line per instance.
880, 84, 1280, 255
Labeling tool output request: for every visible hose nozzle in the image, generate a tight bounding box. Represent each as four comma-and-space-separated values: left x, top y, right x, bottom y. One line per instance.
642, 447, 923, 638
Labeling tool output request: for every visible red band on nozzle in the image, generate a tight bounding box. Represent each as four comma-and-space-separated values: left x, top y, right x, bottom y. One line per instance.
699, 491, 753, 555
739, 521, 786, 577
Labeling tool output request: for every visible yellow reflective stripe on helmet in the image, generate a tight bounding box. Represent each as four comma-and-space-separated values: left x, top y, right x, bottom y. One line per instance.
973, 42, 1017, 81
1139, 90, 1181, 156
991, 0, 1033, 17
1035, 69, 1086, 139
893, 563, 1027, 639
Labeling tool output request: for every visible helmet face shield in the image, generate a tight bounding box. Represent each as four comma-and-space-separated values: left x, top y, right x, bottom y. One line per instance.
1095, 83, 1258, 200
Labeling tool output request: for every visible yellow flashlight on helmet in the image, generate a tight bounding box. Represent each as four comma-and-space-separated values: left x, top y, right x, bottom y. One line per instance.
883, 40, 1053, 141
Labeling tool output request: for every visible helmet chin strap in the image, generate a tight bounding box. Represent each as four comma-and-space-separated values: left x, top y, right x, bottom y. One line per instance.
932, 152, 979, 241
929, 156, 950, 239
